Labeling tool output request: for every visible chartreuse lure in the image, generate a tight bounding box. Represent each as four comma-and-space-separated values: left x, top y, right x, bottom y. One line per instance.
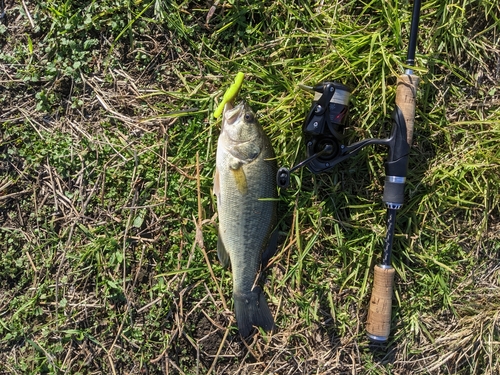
213, 72, 245, 119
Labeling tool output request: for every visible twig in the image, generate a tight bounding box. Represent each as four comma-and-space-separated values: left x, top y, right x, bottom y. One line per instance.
136, 296, 163, 314
21, 0, 34, 29
206, 325, 231, 375
166, 356, 187, 375
25, 249, 37, 273
46, 163, 59, 213
19, 107, 46, 139
107, 355, 117, 375
0, 189, 31, 201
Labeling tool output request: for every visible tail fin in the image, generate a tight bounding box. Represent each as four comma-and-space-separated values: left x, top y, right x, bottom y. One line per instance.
234, 287, 275, 337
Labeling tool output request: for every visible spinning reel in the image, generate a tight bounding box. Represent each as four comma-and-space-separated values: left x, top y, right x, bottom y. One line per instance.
276, 81, 411, 210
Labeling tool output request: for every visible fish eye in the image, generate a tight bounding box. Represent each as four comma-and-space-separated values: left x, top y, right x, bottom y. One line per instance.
244, 113, 254, 121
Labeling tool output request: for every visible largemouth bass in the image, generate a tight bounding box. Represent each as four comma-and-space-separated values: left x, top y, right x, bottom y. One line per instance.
214, 101, 277, 337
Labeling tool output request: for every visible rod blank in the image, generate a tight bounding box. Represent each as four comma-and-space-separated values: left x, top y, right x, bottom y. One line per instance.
406, 0, 422, 67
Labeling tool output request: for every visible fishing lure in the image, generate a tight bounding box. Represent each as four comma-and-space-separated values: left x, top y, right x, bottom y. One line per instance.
213, 72, 245, 119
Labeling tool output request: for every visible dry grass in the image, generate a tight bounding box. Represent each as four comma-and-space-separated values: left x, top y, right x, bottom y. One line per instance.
1, 1, 500, 374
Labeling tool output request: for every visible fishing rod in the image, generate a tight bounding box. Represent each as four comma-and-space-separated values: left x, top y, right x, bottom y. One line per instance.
277, 0, 421, 342
366, 0, 421, 342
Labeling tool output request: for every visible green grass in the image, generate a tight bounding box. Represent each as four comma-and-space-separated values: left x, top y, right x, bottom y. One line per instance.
1, 0, 500, 374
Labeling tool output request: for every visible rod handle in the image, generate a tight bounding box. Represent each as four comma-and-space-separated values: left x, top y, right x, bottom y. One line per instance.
395, 74, 419, 146
366, 265, 396, 342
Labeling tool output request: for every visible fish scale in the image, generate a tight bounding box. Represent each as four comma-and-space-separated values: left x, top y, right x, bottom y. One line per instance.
218, 154, 275, 289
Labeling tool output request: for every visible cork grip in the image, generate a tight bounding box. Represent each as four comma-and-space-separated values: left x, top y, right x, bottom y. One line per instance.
395, 74, 420, 145
366, 265, 396, 341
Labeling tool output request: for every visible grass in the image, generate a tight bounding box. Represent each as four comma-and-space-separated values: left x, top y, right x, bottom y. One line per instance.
1, 0, 499, 374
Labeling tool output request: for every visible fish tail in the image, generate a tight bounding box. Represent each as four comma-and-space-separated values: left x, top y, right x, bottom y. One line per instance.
234, 287, 275, 337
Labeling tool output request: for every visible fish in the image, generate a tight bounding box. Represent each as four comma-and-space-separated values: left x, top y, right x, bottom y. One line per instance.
214, 101, 278, 337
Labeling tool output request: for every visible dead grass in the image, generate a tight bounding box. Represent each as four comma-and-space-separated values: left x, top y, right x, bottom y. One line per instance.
1, 1, 500, 374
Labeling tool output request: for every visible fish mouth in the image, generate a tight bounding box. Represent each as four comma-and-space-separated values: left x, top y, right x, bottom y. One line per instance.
222, 101, 247, 128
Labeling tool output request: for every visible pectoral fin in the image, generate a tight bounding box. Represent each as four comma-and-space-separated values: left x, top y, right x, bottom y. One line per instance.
213, 168, 220, 198
217, 235, 230, 268
231, 167, 248, 195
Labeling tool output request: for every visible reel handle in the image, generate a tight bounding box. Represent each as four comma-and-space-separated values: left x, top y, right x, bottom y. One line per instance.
276, 144, 335, 188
